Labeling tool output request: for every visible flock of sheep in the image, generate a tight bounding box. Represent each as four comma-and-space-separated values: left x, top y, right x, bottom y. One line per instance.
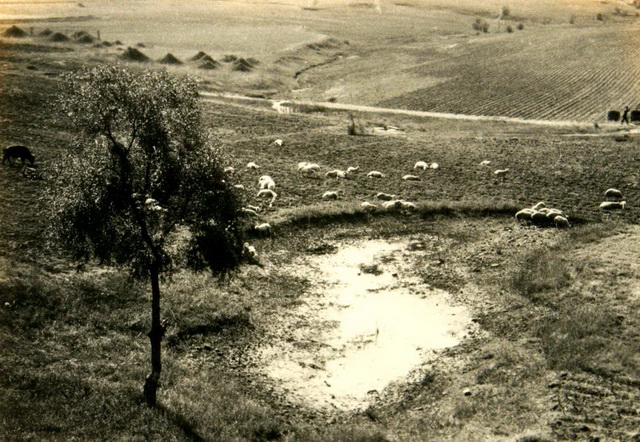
231, 138, 629, 255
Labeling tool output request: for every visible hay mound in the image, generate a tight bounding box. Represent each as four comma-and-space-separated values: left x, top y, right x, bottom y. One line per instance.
119, 47, 149, 62
199, 54, 216, 63
101, 41, 113, 47
49, 32, 70, 42
222, 54, 238, 62
233, 58, 255, 72
3, 26, 27, 38
136, 42, 146, 48
190, 51, 208, 61
246, 57, 260, 66
159, 53, 182, 65
38, 29, 54, 37
114, 40, 123, 45
76, 34, 95, 44
199, 60, 220, 70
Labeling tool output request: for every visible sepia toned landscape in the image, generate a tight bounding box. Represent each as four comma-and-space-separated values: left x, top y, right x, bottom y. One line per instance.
0, 0, 639, 440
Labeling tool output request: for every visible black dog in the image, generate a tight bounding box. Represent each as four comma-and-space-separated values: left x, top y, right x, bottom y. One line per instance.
2, 145, 35, 167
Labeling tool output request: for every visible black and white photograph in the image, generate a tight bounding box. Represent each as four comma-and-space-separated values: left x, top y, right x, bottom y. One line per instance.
0, 0, 639, 440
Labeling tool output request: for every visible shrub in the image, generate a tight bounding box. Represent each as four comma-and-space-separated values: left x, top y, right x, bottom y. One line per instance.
472, 17, 484, 31
482, 21, 490, 33
506, 25, 514, 33
596, 13, 604, 21
569, 14, 576, 24
517, 22, 524, 30
501, 5, 511, 17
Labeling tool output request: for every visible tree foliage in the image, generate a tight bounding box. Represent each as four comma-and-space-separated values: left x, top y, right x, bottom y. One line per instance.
48, 65, 245, 279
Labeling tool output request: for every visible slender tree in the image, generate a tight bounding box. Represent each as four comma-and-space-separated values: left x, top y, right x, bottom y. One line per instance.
47, 65, 245, 406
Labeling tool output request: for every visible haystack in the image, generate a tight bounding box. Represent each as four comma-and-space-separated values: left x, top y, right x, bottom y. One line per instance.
233, 58, 254, 72
49, 32, 70, 42
159, 53, 183, 65
3, 26, 27, 38
190, 51, 208, 61
119, 47, 149, 62
38, 29, 54, 37
76, 34, 95, 44
199, 60, 220, 70
222, 54, 238, 62
199, 54, 215, 63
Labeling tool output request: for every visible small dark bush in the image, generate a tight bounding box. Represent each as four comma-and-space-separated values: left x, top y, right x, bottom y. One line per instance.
482, 22, 490, 33
569, 14, 576, 24
472, 17, 484, 31
501, 5, 511, 17
506, 25, 514, 33
517, 23, 524, 30
596, 13, 604, 21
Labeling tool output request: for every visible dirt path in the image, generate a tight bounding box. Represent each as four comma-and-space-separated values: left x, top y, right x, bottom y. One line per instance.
199, 92, 640, 130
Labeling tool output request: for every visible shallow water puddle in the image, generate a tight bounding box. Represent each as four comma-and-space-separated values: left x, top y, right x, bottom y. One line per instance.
256, 240, 472, 411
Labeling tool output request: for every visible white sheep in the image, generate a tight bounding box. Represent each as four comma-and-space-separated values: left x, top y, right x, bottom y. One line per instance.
361, 202, 377, 210
531, 210, 550, 225
402, 174, 420, 181
259, 176, 276, 190
375, 192, 396, 201
300, 164, 319, 176
494, 168, 509, 177
367, 171, 385, 178
322, 191, 339, 200
480, 160, 491, 166
274, 139, 284, 147
241, 207, 259, 217
382, 200, 403, 210
515, 208, 534, 222
604, 188, 623, 199
429, 162, 440, 170
297, 161, 309, 170
326, 169, 347, 179
246, 205, 261, 212
414, 161, 429, 170
545, 209, 565, 220
246, 162, 260, 169
554, 216, 571, 228
531, 201, 546, 211
600, 201, 626, 210
244, 242, 258, 258
233, 184, 245, 190
398, 200, 417, 210
224, 166, 235, 173
346, 166, 360, 175
257, 189, 277, 199
254, 222, 272, 233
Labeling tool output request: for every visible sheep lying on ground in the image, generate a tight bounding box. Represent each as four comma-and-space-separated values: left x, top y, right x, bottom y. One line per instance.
246, 162, 260, 169
494, 168, 509, 177
480, 160, 491, 166
254, 223, 272, 234
554, 216, 570, 228
516, 202, 570, 228
346, 166, 360, 175
600, 201, 626, 210
402, 174, 420, 181
367, 171, 385, 178
224, 166, 235, 173
274, 139, 284, 146
429, 162, 440, 170
241, 207, 259, 217
233, 184, 245, 190
257, 189, 277, 199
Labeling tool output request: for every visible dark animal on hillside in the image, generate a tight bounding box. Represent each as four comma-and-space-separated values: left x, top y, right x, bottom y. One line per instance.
3, 145, 35, 167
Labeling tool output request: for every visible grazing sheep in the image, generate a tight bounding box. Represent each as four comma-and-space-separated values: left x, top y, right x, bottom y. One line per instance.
224, 166, 235, 173
367, 171, 385, 178
259, 176, 276, 190
604, 188, 623, 199
429, 162, 440, 170
297, 161, 309, 170
254, 222, 272, 234
246, 162, 260, 169
244, 242, 258, 258
257, 189, 277, 199
326, 169, 347, 179
600, 201, 626, 210
494, 168, 509, 177
531, 201, 546, 211
414, 161, 429, 170
554, 216, 571, 228
531, 210, 550, 226
398, 200, 417, 210
300, 164, 319, 176
233, 184, 245, 190
3, 145, 35, 167
346, 166, 360, 175
375, 192, 396, 201
322, 191, 339, 200
241, 207, 259, 217
246, 204, 260, 212
274, 139, 284, 146
480, 160, 491, 166
515, 208, 535, 222
361, 202, 377, 210
545, 209, 565, 221
382, 200, 403, 210
402, 174, 420, 181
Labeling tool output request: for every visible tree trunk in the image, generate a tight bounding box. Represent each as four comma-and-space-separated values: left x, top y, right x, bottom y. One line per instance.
143, 262, 164, 406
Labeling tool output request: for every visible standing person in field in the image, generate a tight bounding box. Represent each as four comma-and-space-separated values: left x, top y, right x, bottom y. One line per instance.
621, 106, 630, 125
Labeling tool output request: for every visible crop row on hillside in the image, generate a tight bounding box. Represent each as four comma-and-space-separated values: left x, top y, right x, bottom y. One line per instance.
378, 24, 640, 121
